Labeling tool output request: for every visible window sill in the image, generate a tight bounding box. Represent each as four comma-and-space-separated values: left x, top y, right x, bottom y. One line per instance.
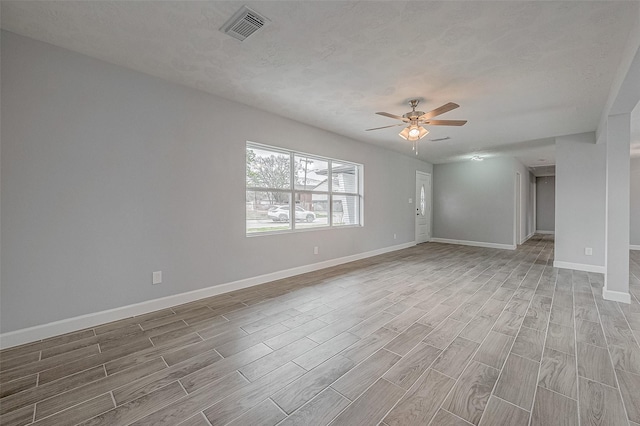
246, 224, 363, 237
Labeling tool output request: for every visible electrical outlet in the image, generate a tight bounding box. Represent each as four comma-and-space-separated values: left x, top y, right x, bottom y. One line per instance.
394, 233, 397, 239
585, 248, 593, 256
152, 271, 162, 285
313, 246, 319, 255
409, 198, 413, 204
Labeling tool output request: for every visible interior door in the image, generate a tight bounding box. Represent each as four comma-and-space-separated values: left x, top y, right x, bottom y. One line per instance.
415, 171, 431, 244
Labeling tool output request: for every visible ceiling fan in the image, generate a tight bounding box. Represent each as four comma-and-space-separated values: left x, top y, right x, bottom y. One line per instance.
366, 99, 467, 154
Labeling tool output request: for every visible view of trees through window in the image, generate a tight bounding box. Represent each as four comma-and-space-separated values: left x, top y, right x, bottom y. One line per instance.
246, 143, 362, 234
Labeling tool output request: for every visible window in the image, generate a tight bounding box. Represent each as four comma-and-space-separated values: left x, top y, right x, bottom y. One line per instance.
246, 142, 363, 234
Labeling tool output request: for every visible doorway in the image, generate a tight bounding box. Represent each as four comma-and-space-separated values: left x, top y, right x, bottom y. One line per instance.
535, 176, 555, 234
415, 171, 432, 244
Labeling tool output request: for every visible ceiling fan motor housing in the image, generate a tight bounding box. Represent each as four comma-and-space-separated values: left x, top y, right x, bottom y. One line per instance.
404, 99, 424, 120
403, 111, 425, 120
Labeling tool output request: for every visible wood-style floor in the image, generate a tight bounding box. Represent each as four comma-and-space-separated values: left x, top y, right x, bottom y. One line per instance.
1, 236, 640, 426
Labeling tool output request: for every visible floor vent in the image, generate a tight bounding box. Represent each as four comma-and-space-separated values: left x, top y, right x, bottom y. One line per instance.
220, 5, 269, 41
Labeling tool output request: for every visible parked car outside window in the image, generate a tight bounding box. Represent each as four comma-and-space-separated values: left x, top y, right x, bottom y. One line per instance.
267, 205, 316, 222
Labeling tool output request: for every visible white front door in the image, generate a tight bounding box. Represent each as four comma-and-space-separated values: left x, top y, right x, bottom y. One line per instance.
415, 171, 431, 244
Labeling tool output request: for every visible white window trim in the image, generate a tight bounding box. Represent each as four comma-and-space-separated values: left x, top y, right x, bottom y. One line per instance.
246, 142, 363, 235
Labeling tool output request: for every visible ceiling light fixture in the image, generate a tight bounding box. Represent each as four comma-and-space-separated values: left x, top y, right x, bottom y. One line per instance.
398, 121, 429, 155
471, 155, 484, 161
398, 123, 429, 141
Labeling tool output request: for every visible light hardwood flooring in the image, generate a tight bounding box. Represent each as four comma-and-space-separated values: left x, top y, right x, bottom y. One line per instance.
1, 236, 640, 426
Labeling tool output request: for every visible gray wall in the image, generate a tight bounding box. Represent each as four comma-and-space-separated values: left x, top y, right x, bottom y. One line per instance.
432, 157, 533, 246
632, 157, 640, 246
536, 176, 556, 232
0, 32, 433, 333
555, 132, 606, 267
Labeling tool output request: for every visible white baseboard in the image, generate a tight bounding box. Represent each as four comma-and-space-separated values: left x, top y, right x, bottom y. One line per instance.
602, 288, 631, 303
631, 245, 640, 251
553, 260, 605, 274
430, 238, 516, 251
536, 230, 555, 235
0, 241, 415, 349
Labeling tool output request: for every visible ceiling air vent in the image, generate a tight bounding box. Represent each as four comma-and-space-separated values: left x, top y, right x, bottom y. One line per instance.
220, 5, 269, 41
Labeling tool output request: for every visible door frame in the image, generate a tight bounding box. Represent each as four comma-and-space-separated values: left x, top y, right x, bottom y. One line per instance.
514, 171, 521, 246
532, 178, 537, 234
415, 171, 432, 244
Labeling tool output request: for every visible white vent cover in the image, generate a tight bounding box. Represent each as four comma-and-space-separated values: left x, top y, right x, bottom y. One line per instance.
220, 5, 269, 41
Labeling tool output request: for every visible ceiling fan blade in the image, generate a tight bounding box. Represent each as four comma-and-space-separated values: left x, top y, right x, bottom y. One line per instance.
365, 123, 406, 131
376, 112, 409, 122
423, 119, 467, 126
418, 102, 460, 120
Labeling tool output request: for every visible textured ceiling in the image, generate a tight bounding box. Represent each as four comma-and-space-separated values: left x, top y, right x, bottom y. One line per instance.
1, 1, 638, 166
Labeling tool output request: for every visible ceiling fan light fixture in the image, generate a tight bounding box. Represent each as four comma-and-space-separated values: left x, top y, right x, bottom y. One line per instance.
399, 125, 429, 141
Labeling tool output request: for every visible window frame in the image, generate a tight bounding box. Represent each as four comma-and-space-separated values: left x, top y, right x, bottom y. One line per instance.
246, 142, 363, 236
